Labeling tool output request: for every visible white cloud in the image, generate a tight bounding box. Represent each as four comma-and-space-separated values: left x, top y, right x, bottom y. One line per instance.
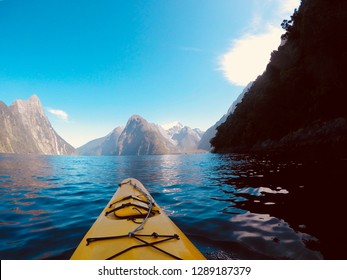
218, 0, 301, 86
47, 108, 69, 121
219, 24, 283, 86
279, 0, 301, 14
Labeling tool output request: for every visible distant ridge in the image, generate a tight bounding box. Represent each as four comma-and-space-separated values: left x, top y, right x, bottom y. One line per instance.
198, 82, 253, 151
78, 115, 207, 156
77, 127, 123, 156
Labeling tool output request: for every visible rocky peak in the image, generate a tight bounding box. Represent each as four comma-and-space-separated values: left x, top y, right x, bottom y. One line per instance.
162, 121, 184, 138
0, 95, 76, 155
172, 126, 202, 152
127, 114, 145, 124
10, 94, 45, 116
117, 115, 177, 155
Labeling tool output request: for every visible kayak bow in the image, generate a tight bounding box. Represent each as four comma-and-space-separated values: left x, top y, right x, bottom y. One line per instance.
70, 178, 206, 260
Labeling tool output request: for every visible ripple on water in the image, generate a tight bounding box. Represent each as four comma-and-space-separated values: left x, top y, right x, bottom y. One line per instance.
229, 212, 323, 259
1, 153, 340, 259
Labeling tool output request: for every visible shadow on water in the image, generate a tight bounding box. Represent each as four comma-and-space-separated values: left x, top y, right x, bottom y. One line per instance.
205, 154, 347, 259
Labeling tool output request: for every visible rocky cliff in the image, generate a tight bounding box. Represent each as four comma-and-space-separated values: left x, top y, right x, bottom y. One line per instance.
0, 95, 76, 155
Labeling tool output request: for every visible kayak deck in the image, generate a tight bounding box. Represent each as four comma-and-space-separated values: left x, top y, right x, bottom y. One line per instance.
70, 178, 206, 260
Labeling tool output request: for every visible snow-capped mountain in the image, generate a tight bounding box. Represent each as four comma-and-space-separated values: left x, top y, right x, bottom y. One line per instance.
161, 121, 184, 138
161, 121, 207, 152
78, 116, 208, 156
172, 126, 202, 152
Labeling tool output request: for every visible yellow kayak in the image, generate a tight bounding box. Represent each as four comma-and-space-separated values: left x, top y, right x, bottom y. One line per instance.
70, 178, 206, 260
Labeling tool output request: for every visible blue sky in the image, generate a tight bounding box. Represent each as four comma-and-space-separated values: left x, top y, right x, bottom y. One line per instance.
0, 0, 300, 147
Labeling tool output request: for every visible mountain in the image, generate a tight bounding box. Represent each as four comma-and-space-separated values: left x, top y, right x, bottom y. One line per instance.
161, 121, 206, 152
198, 82, 253, 151
211, 0, 347, 158
78, 116, 207, 156
162, 121, 184, 138
198, 115, 227, 151
0, 95, 76, 155
77, 127, 123, 156
226, 82, 254, 116
193, 128, 204, 138
117, 115, 177, 155
100, 127, 124, 155
76, 136, 106, 156
172, 126, 202, 152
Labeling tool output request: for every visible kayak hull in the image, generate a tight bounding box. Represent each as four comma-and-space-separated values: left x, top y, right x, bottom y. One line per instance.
70, 178, 206, 260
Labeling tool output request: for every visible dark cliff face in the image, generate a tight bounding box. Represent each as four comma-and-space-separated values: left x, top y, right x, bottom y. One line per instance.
211, 0, 347, 158
0, 95, 76, 155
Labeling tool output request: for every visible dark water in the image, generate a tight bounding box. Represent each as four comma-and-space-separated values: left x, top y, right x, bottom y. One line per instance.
0, 153, 346, 260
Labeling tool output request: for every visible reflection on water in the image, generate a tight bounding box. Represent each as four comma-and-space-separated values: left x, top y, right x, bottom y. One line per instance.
0, 153, 345, 259
0, 154, 54, 188
229, 212, 320, 259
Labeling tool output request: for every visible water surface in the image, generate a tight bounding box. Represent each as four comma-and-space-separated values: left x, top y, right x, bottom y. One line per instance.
0, 153, 345, 259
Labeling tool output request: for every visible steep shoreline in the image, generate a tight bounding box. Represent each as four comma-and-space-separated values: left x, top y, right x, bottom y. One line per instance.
211, 0, 347, 159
